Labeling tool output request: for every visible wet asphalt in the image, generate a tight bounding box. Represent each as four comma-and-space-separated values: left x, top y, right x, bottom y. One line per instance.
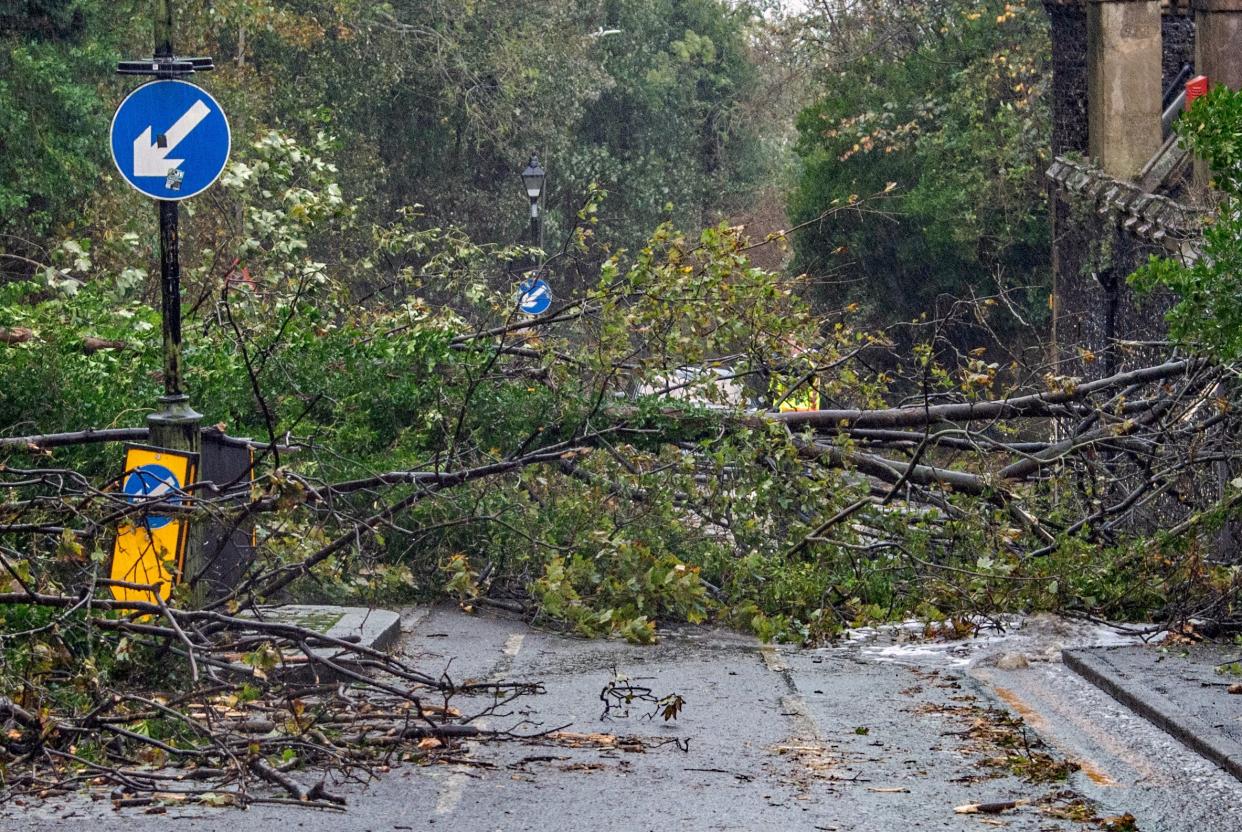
4, 607, 1241, 831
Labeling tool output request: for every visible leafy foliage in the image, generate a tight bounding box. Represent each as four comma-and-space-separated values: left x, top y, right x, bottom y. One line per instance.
0, 0, 142, 238
3, 2, 1238, 674
1130, 85, 1242, 361
5, 128, 1237, 651
788, 0, 1051, 328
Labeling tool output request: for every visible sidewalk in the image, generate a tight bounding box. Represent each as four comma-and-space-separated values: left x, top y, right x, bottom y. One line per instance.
1065, 643, 1242, 781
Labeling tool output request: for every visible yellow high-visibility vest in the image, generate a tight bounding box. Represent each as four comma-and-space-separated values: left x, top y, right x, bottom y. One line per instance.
772, 377, 820, 412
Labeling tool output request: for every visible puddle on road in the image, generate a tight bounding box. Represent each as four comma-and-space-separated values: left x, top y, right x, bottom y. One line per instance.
833, 614, 1163, 670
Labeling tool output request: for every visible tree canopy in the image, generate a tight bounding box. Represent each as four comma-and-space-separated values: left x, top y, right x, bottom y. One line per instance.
788, 0, 1051, 330
0, 0, 768, 258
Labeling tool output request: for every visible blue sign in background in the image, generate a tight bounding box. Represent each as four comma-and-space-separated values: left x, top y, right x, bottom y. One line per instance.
110, 80, 231, 201
517, 277, 552, 316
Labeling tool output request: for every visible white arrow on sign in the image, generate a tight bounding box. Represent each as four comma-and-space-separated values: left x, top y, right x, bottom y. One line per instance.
132, 99, 211, 178
521, 284, 548, 306
144, 477, 175, 499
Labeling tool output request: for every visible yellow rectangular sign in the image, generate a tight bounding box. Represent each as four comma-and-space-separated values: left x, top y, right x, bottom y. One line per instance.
109, 444, 198, 606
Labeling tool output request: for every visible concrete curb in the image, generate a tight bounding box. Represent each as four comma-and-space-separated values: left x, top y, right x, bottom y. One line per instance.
1064, 647, 1242, 783
240, 605, 403, 682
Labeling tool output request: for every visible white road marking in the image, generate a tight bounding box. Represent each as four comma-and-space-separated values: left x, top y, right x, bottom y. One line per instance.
489, 632, 526, 682
434, 766, 469, 815
434, 630, 524, 816
780, 694, 821, 740
760, 645, 787, 673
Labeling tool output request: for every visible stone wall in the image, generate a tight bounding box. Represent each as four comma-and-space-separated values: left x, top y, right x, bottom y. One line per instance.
1050, 193, 1179, 376
1047, 154, 1204, 376
1162, 11, 1197, 88
1043, 2, 1200, 378
1042, 4, 1237, 561
1046, 2, 1089, 155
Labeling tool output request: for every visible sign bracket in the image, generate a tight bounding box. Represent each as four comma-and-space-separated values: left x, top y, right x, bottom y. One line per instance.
116, 56, 214, 78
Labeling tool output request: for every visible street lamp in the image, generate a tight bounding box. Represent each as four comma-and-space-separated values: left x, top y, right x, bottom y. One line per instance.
522, 153, 545, 267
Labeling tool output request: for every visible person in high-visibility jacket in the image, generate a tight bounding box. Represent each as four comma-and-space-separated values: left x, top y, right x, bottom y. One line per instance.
771, 373, 820, 412
768, 340, 821, 412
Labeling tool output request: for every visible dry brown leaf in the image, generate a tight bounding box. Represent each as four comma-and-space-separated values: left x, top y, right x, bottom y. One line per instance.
420, 704, 463, 717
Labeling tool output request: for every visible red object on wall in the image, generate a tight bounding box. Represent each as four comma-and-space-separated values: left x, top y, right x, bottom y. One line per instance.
1186, 75, 1210, 106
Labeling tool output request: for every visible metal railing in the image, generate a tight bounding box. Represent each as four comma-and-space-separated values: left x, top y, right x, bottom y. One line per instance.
1162, 63, 1194, 138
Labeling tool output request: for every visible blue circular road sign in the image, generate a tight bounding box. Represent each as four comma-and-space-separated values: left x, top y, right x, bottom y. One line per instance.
110, 80, 231, 201
122, 463, 182, 530
517, 277, 552, 316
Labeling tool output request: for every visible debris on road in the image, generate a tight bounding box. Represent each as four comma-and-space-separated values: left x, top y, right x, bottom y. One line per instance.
955, 798, 1030, 814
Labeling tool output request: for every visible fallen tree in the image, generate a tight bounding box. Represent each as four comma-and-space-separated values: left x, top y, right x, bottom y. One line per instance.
3, 170, 1239, 807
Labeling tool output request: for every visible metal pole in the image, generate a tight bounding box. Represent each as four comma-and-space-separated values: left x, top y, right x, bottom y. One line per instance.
537, 157, 545, 256
148, 0, 200, 452
147, 0, 204, 600
529, 196, 540, 271
154, 0, 172, 57
150, 198, 200, 451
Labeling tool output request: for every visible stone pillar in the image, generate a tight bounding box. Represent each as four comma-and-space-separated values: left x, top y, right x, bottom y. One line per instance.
1190, 0, 1242, 193
1196, 1, 1242, 558
1194, 0, 1242, 91
1088, 0, 1163, 179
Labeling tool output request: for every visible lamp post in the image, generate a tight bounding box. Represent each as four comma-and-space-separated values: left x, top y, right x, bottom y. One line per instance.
521, 153, 545, 269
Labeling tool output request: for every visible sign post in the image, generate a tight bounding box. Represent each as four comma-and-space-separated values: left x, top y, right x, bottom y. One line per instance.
110, 0, 229, 604
110, 75, 230, 456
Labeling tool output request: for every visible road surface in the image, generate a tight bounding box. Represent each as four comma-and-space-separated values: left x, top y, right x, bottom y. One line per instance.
6, 607, 1240, 831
